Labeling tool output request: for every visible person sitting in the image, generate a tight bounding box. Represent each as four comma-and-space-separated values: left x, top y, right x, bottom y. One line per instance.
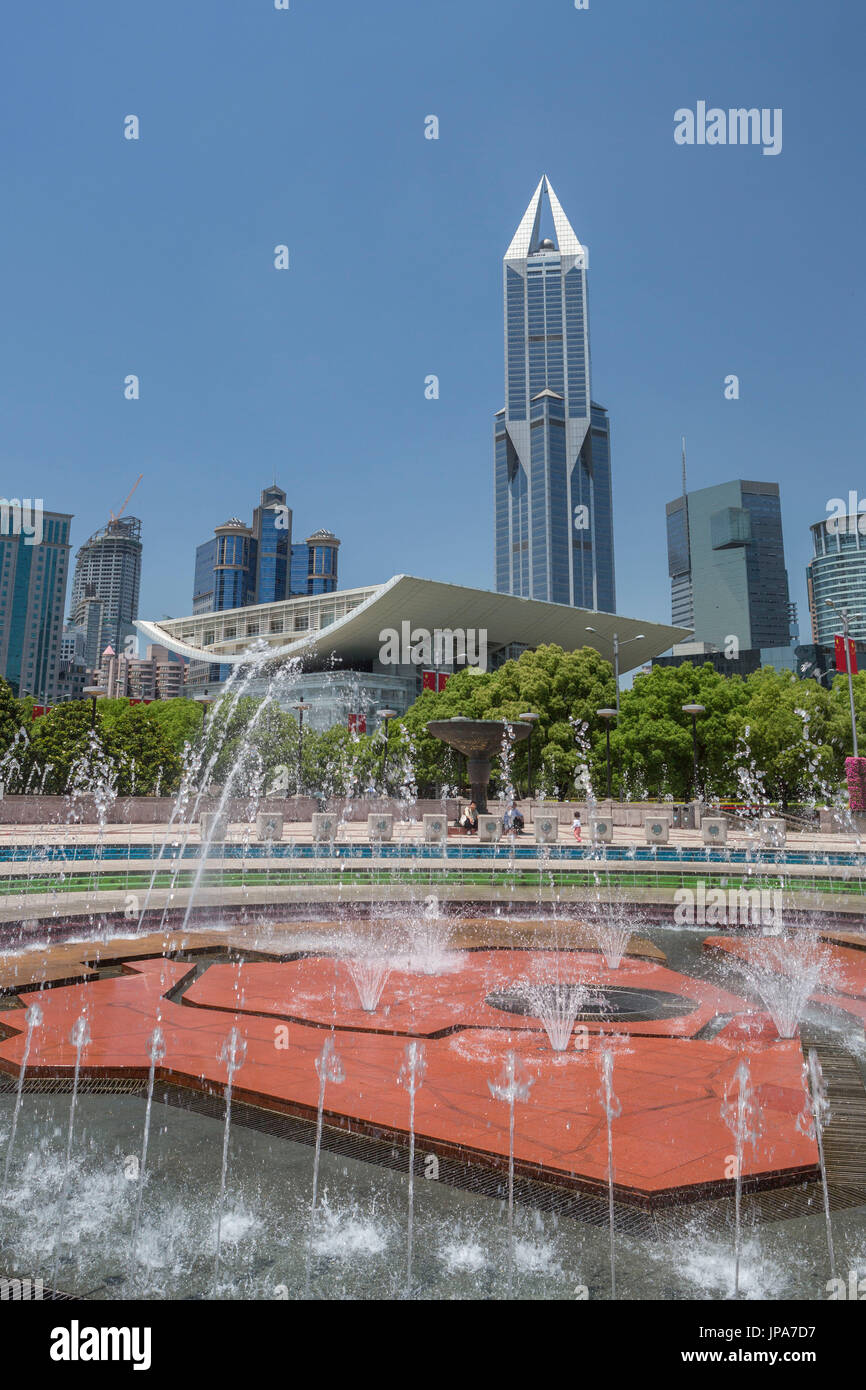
512, 806, 525, 833
503, 804, 524, 834
457, 801, 478, 832
572, 810, 582, 841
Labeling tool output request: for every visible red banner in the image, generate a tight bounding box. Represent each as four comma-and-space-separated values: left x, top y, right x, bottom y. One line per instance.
348, 714, 367, 734
835, 635, 858, 673
423, 671, 450, 692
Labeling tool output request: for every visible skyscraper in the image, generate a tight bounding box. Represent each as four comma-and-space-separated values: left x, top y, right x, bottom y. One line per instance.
0, 506, 72, 701
193, 486, 339, 615
494, 175, 616, 610
807, 513, 866, 646
69, 516, 142, 671
666, 480, 792, 651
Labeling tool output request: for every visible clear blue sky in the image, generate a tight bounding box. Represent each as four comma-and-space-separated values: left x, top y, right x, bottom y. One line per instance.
2, 0, 863, 636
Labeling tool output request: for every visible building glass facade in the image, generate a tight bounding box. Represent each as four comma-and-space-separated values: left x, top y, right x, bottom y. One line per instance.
666, 479, 791, 651
494, 175, 616, 610
0, 509, 72, 701
808, 515, 866, 645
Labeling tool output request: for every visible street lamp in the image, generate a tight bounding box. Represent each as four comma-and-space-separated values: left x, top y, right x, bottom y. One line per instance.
519, 712, 539, 799
82, 685, 103, 731
597, 707, 617, 801
292, 701, 312, 793
377, 708, 397, 786
681, 703, 706, 801
586, 628, 645, 713
825, 599, 860, 758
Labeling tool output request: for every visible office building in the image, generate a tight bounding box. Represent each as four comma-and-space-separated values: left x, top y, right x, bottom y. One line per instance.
494, 175, 616, 610
666, 479, 792, 652
0, 506, 72, 702
69, 517, 142, 672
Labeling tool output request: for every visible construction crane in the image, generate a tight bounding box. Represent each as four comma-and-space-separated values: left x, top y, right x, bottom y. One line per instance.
109, 473, 143, 525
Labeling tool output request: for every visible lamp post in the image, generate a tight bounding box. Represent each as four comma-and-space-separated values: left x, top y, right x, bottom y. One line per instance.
377, 708, 397, 787
292, 702, 312, 794
825, 599, 860, 758
585, 628, 645, 713
519, 712, 539, 799
597, 708, 617, 801
681, 703, 706, 801
82, 685, 102, 731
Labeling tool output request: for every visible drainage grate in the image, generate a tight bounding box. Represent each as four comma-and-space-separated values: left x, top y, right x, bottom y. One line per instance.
0, 1076, 145, 1097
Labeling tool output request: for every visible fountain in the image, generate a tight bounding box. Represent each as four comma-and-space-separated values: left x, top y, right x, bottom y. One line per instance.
597, 1047, 621, 1299
426, 718, 531, 813
305, 1035, 345, 1298
214, 1026, 247, 1290
397, 1041, 426, 1296
488, 1050, 533, 1297
721, 1058, 761, 1298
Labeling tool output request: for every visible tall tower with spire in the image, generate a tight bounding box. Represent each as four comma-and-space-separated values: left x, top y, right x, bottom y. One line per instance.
494, 175, 615, 610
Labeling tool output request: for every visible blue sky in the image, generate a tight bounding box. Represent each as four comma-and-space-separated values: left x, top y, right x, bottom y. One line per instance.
2, 0, 863, 638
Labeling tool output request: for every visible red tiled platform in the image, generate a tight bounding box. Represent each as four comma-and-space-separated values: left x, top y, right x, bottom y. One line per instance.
0, 954, 818, 1206
705, 935, 866, 1033
183, 951, 749, 1039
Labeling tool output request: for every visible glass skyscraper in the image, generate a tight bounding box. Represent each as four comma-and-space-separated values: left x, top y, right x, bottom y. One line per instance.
666, 480, 792, 651
0, 508, 72, 701
807, 514, 866, 645
495, 175, 616, 610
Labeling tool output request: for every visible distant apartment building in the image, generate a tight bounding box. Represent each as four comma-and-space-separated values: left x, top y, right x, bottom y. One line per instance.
69, 517, 142, 672
96, 642, 186, 701
0, 506, 72, 702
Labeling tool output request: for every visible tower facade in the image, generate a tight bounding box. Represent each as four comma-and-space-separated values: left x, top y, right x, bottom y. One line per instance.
69, 516, 142, 671
0, 507, 72, 701
666, 479, 791, 651
494, 175, 616, 610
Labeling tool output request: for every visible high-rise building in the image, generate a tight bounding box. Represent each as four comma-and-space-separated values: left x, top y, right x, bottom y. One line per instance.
69, 517, 142, 672
807, 514, 866, 646
290, 529, 341, 597
193, 487, 339, 615
666, 479, 792, 651
0, 507, 72, 701
494, 175, 616, 610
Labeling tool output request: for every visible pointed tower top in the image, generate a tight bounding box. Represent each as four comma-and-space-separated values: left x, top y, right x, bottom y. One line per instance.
504, 174, 585, 261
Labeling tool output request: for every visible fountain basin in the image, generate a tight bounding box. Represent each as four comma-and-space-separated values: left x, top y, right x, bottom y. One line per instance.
426, 718, 532, 812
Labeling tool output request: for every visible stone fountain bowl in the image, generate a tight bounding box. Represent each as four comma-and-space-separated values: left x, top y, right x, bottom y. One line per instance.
426, 717, 532, 756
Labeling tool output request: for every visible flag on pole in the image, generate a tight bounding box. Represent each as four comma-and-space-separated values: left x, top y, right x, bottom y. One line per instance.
835, 635, 858, 674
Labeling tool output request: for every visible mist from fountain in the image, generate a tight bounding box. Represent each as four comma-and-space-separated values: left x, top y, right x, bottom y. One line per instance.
597, 1047, 621, 1298
214, 1026, 247, 1290
130, 1023, 167, 1283
799, 1049, 836, 1282
1, 1001, 42, 1199
398, 1040, 426, 1296
305, 1034, 345, 1298
488, 1049, 533, 1297
52, 1010, 91, 1289
721, 1058, 761, 1298
732, 933, 830, 1038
